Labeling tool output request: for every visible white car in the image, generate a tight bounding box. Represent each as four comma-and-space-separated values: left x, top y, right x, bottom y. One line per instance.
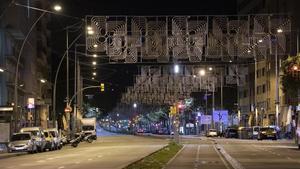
207, 129, 218, 137
46, 128, 62, 149
8, 132, 38, 153
252, 126, 260, 139
20, 127, 46, 152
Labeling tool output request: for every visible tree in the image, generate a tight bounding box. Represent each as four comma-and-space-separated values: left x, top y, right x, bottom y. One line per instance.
281, 55, 300, 104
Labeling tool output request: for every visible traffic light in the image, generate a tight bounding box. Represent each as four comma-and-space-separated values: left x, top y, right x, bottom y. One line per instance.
100, 83, 105, 92
169, 106, 177, 116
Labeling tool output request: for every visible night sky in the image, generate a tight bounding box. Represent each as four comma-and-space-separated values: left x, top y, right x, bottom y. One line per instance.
50, 0, 237, 114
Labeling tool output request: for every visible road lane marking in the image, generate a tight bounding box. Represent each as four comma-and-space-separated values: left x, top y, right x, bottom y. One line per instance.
162, 145, 186, 169
212, 144, 232, 169
215, 144, 245, 169
36, 160, 46, 163
194, 145, 200, 169
58, 166, 65, 169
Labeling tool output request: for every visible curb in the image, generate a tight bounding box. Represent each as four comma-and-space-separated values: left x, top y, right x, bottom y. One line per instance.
121, 144, 168, 169
162, 144, 185, 169
0, 152, 26, 159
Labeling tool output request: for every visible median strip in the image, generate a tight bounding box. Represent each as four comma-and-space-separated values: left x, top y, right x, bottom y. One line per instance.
123, 142, 183, 169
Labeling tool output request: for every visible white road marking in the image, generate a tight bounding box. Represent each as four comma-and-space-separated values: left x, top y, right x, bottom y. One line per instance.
36, 160, 46, 163
88, 158, 93, 161
194, 145, 200, 169
58, 166, 65, 169
215, 144, 245, 169
162, 145, 185, 169
212, 144, 232, 169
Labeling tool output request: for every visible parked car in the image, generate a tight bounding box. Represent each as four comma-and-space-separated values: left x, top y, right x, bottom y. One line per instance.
20, 127, 46, 152
257, 127, 277, 140
43, 131, 55, 151
252, 126, 260, 139
225, 128, 238, 138
207, 129, 218, 137
8, 132, 37, 153
46, 128, 62, 149
296, 111, 300, 149
137, 128, 144, 133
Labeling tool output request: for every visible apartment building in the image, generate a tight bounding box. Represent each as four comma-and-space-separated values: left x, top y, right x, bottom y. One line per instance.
0, 0, 52, 130
237, 0, 299, 127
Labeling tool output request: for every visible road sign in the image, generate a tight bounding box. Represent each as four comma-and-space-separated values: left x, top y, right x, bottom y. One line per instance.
213, 110, 228, 124
200, 115, 212, 124
27, 98, 35, 109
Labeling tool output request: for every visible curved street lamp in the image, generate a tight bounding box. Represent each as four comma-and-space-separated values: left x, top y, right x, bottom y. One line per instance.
12, 3, 62, 131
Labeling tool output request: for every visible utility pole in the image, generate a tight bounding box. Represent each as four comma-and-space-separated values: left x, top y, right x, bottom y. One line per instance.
66, 28, 71, 137
220, 68, 223, 109
255, 56, 258, 127
275, 39, 279, 127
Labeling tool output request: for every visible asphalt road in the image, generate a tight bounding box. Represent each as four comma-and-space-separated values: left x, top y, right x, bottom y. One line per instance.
165, 137, 300, 169
0, 135, 168, 169
2, 135, 299, 169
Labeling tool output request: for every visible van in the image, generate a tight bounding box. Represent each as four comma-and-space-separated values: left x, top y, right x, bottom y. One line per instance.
20, 127, 46, 152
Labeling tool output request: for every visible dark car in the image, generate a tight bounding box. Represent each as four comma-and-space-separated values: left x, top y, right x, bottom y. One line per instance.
257, 127, 277, 140
225, 128, 238, 138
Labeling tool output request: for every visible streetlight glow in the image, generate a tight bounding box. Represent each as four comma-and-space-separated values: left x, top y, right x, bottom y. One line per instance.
93, 54, 97, 58
199, 69, 205, 76
93, 72, 96, 76
40, 79, 46, 83
133, 103, 137, 108
193, 75, 196, 78
87, 26, 92, 31
92, 61, 96, 65
174, 64, 179, 74
93, 44, 98, 48
293, 65, 298, 71
87, 30, 94, 35
0, 68, 4, 72
208, 67, 213, 71
247, 50, 251, 53
258, 39, 263, 43
92, 77, 95, 80
277, 28, 283, 33
53, 4, 62, 11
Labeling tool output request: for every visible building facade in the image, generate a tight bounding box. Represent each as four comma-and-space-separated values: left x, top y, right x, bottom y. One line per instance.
237, 0, 299, 127
0, 0, 52, 130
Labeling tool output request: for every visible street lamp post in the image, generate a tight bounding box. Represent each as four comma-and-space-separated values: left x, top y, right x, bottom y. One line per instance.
13, 11, 46, 132
275, 38, 280, 127
52, 32, 82, 129
12, 3, 63, 131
